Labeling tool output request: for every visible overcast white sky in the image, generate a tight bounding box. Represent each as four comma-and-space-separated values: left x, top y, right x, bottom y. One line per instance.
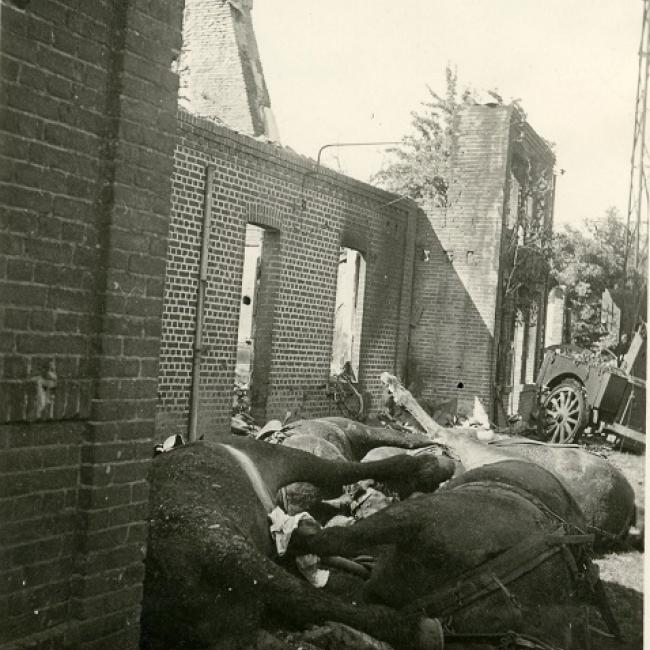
254, 0, 642, 229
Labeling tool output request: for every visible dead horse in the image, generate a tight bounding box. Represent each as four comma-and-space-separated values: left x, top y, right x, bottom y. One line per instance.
296, 459, 618, 647
140, 436, 454, 650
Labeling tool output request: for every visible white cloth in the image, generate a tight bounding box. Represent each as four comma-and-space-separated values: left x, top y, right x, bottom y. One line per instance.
268, 506, 330, 588
294, 554, 330, 588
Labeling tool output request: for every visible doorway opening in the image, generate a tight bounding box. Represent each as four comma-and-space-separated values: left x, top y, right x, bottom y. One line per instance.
330, 247, 366, 380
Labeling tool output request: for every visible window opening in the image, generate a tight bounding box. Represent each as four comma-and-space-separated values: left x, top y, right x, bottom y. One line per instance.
330, 247, 366, 380
234, 223, 281, 423
235, 225, 263, 387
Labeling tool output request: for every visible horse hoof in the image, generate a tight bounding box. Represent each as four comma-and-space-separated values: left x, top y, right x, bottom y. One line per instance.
416, 617, 444, 650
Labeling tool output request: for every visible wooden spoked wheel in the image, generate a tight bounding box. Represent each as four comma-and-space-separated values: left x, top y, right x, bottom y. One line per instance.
543, 379, 587, 443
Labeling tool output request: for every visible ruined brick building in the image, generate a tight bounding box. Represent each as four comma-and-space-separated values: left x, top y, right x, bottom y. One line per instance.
177, 0, 278, 139
156, 111, 418, 437
157, 0, 557, 433
409, 105, 556, 422
0, 0, 555, 647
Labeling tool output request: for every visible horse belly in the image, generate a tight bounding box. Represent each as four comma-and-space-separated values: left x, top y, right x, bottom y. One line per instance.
364, 489, 569, 613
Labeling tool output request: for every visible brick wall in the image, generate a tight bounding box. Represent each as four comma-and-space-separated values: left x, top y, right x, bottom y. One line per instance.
157, 111, 416, 438
0, 1, 183, 648
409, 105, 512, 418
178, 0, 273, 137
250, 228, 281, 422
409, 105, 555, 421
0, 421, 83, 647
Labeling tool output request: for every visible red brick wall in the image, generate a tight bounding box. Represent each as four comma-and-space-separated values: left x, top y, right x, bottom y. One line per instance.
0, 1, 183, 648
409, 105, 512, 418
157, 111, 416, 438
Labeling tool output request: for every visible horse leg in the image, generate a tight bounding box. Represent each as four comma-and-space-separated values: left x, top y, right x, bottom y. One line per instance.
148, 524, 440, 650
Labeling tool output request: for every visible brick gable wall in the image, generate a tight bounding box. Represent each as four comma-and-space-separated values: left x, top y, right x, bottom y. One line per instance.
178, 0, 273, 136
409, 105, 512, 418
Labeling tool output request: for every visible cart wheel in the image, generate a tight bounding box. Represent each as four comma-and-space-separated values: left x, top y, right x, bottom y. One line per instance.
543, 379, 587, 443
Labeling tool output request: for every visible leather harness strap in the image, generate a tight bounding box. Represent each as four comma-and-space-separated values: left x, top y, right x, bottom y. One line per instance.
409, 526, 593, 618
408, 478, 594, 619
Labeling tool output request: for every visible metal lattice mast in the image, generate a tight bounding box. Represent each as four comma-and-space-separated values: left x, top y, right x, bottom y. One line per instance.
624, 0, 650, 330
625, 0, 650, 281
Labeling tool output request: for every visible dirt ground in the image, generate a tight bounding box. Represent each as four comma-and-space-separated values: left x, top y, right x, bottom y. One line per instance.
589, 445, 645, 650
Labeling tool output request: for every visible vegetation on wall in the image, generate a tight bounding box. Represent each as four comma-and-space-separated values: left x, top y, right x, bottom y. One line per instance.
502, 144, 556, 319
372, 66, 470, 206
373, 67, 554, 321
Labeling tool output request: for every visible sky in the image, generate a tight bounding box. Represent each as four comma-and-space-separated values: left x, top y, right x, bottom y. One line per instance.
254, 0, 643, 230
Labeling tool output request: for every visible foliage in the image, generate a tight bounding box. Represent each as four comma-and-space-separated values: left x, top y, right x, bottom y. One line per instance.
502, 159, 556, 317
372, 66, 474, 205
549, 208, 645, 349
373, 68, 561, 324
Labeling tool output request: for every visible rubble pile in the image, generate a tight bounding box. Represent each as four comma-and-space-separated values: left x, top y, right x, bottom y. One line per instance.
232, 380, 259, 435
